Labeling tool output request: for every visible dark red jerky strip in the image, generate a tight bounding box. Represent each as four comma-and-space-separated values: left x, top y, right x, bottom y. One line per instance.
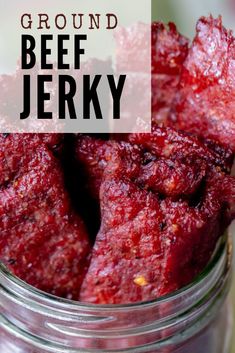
114, 22, 189, 126
168, 16, 235, 151
0, 133, 64, 187
152, 22, 189, 76
128, 126, 234, 173
97, 141, 207, 200
114, 22, 189, 74
80, 177, 165, 304
179, 16, 235, 91
152, 22, 189, 126
75, 135, 142, 200
80, 146, 234, 304
76, 127, 233, 202
158, 173, 233, 297
169, 86, 235, 152
136, 157, 207, 198
0, 145, 90, 300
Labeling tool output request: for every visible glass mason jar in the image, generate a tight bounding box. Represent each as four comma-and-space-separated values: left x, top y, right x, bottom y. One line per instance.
0, 235, 233, 353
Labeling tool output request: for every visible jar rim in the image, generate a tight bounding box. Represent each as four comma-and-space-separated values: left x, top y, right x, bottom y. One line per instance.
0, 234, 230, 310
0, 235, 231, 353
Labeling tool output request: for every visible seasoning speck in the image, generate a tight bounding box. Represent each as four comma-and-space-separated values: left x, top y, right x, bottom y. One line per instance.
134, 276, 148, 287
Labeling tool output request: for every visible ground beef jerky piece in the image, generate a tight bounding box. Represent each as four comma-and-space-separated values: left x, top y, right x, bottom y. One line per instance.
114, 22, 188, 126
168, 16, 235, 151
169, 86, 235, 152
136, 157, 207, 199
115, 22, 188, 74
0, 145, 90, 300
179, 16, 235, 90
76, 127, 233, 202
80, 145, 235, 304
128, 126, 234, 174
152, 22, 189, 125
80, 179, 165, 304
0, 133, 64, 187
101, 141, 207, 199
75, 136, 146, 241
157, 173, 234, 295
152, 22, 189, 76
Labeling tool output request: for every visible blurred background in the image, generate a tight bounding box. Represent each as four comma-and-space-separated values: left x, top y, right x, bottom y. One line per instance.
152, 0, 235, 37
152, 1, 235, 351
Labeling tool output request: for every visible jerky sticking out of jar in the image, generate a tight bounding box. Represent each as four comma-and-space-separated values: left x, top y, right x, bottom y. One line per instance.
0, 143, 90, 300
152, 21, 189, 125
75, 127, 233, 201
152, 22, 189, 76
80, 132, 235, 304
168, 16, 235, 151
114, 21, 189, 126
80, 129, 235, 304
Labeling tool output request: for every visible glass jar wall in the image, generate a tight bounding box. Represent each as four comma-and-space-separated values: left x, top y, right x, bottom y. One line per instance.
0, 237, 233, 353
